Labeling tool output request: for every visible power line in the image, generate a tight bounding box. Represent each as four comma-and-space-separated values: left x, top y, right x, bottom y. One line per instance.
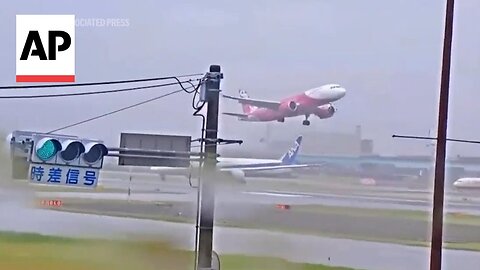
47, 86, 193, 134
0, 79, 200, 99
393, 134, 480, 145
0, 73, 203, 89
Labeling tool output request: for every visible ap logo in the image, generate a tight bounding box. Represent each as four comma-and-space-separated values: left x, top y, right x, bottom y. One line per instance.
16, 15, 75, 82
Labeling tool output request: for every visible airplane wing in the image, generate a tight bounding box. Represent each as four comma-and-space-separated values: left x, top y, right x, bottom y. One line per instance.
222, 112, 249, 119
222, 94, 281, 110
224, 163, 326, 172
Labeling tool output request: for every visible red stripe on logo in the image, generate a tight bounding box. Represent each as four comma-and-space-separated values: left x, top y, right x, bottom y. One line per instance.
16, 75, 75, 82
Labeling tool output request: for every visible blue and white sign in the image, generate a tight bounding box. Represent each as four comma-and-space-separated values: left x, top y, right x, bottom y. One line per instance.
29, 164, 99, 188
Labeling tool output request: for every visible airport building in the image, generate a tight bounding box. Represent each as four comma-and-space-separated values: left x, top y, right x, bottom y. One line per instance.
260, 124, 371, 156
220, 124, 372, 158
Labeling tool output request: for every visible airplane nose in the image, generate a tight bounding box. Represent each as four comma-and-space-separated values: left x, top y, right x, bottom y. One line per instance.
333, 88, 346, 99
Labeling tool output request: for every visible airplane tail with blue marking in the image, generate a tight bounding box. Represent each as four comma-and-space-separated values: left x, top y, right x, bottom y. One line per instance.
280, 135, 303, 165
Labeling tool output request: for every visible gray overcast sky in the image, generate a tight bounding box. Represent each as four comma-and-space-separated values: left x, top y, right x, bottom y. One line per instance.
0, 0, 479, 156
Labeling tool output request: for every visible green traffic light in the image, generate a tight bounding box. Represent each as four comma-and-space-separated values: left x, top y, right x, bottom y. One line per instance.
36, 140, 58, 161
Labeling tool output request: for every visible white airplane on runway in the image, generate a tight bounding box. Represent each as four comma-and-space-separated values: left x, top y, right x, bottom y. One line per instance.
150, 135, 323, 183
453, 177, 480, 189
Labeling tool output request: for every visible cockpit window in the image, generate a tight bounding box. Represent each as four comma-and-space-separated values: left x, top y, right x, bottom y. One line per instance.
330, 85, 341, 89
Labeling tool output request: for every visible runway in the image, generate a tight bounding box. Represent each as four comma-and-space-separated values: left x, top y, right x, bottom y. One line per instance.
36, 188, 480, 215
36, 174, 480, 216
5, 172, 480, 270
1, 198, 480, 270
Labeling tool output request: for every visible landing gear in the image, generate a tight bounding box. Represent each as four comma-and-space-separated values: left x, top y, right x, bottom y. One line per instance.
277, 118, 285, 122
302, 114, 311, 126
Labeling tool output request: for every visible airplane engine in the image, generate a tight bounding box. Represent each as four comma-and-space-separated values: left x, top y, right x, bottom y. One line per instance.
315, 103, 336, 119
328, 104, 336, 115
288, 101, 298, 112
228, 169, 247, 184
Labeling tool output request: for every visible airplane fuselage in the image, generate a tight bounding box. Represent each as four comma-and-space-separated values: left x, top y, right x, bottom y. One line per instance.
453, 178, 480, 189
218, 157, 280, 167
245, 103, 332, 122
241, 84, 345, 122
154, 157, 281, 171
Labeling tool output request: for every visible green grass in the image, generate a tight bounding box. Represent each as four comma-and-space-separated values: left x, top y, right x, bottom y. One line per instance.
0, 231, 357, 270
54, 204, 194, 224
221, 255, 354, 270
293, 204, 480, 226
444, 242, 480, 251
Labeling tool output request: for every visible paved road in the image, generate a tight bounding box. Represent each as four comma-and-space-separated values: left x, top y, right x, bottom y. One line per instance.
1, 197, 480, 270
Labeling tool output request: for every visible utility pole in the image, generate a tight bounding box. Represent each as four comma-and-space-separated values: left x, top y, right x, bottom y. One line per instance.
197, 65, 223, 270
392, 2, 455, 268
430, 0, 455, 269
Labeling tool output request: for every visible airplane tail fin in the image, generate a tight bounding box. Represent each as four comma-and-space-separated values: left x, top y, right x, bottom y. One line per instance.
280, 135, 303, 165
238, 89, 257, 114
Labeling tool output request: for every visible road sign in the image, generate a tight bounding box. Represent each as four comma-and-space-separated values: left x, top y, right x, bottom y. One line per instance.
118, 132, 191, 167
29, 163, 99, 188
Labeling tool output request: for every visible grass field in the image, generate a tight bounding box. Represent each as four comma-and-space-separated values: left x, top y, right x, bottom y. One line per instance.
50, 197, 480, 228
0, 231, 356, 270
293, 204, 480, 226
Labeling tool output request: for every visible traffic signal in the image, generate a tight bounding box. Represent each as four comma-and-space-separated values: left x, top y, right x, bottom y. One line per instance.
34, 137, 62, 161
80, 141, 108, 167
31, 134, 108, 169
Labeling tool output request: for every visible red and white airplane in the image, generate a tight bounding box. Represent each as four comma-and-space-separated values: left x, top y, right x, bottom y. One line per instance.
222, 84, 346, 126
